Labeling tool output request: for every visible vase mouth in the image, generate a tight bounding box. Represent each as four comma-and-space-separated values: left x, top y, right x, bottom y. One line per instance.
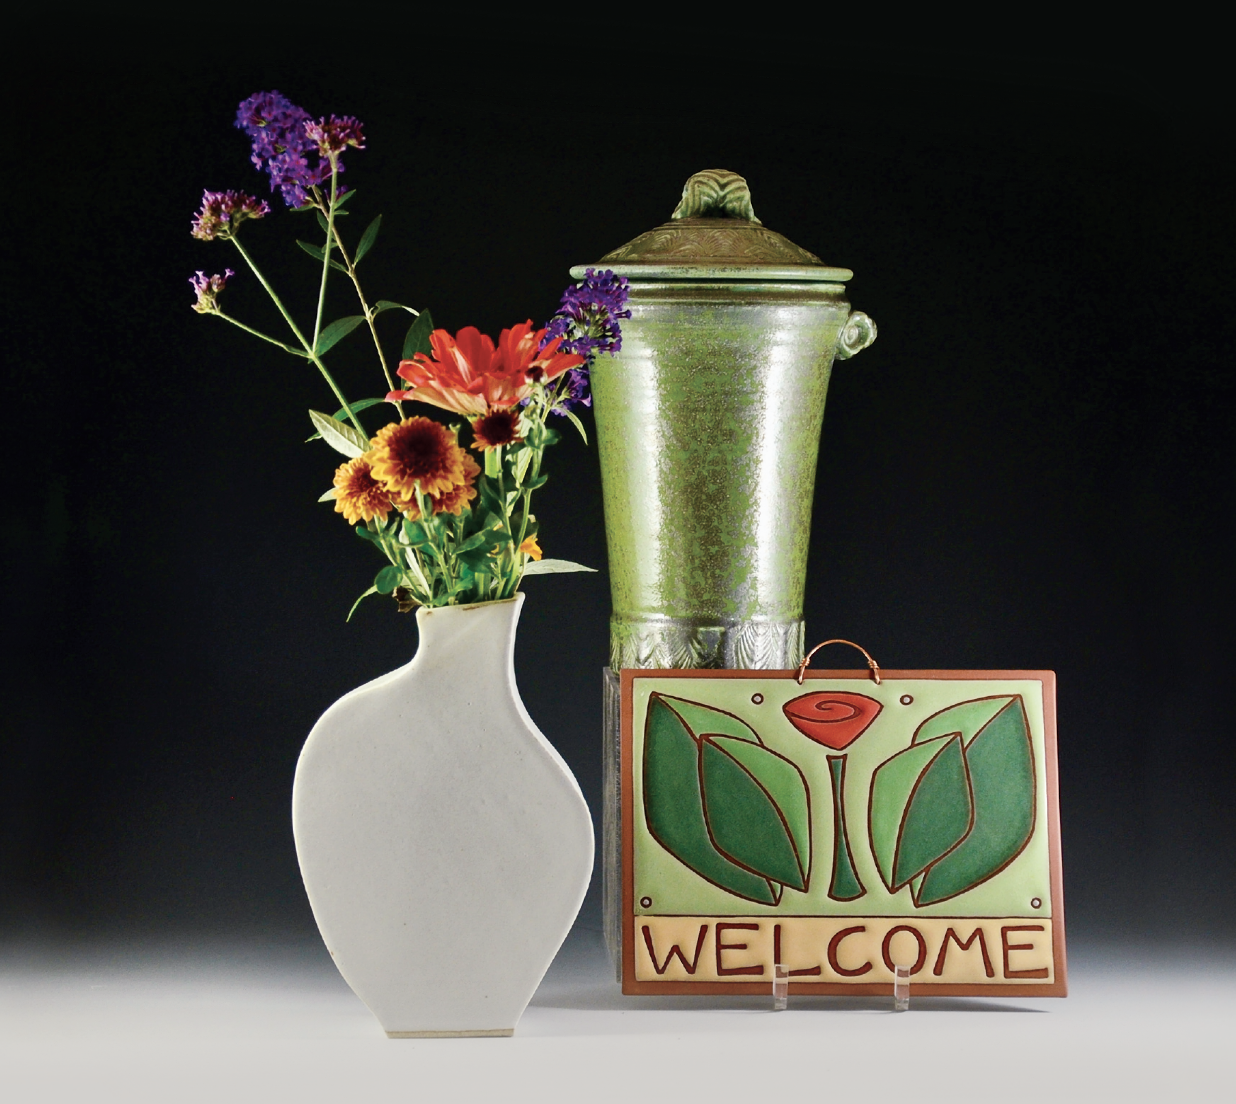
415, 593, 523, 621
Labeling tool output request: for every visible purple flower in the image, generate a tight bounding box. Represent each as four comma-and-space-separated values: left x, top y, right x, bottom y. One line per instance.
305, 115, 366, 157
189, 269, 234, 313
190, 190, 270, 241
235, 91, 362, 207
551, 366, 593, 414
542, 268, 632, 359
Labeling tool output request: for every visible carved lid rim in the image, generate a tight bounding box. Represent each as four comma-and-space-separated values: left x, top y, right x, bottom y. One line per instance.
580, 217, 850, 281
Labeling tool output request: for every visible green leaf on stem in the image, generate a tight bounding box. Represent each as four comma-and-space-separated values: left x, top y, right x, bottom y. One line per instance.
335, 189, 357, 208
334, 398, 386, 419
305, 398, 389, 441
296, 240, 348, 273
355, 215, 382, 264
374, 300, 417, 316
562, 408, 589, 444
402, 310, 436, 360
514, 447, 534, 485
375, 565, 403, 594
316, 316, 366, 356
309, 409, 369, 458
458, 547, 498, 572
355, 526, 379, 542
318, 487, 340, 502
402, 519, 432, 546
346, 585, 379, 621
316, 211, 329, 233
477, 481, 504, 514
522, 559, 598, 575
523, 473, 548, 492
454, 531, 489, 554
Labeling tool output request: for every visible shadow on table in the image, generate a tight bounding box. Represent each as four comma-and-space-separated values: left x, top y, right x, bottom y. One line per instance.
532, 978, 1046, 1015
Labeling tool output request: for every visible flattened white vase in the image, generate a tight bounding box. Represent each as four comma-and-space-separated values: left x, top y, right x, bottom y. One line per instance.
292, 593, 593, 1037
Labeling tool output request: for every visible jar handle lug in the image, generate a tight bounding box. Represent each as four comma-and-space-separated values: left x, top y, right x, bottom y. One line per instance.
836, 311, 877, 360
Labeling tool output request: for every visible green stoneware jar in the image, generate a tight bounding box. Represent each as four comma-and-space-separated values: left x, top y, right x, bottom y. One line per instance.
575, 170, 876, 670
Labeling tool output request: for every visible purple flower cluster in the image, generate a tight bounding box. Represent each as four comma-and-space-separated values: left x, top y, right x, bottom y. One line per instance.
190, 190, 270, 241
551, 366, 593, 414
235, 92, 364, 208
542, 268, 632, 358
540, 269, 632, 414
189, 269, 234, 313
305, 115, 365, 157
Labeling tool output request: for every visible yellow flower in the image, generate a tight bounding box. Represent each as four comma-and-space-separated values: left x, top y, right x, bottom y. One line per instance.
332, 456, 394, 525
368, 417, 466, 501
430, 454, 481, 516
519, 535, 542, 561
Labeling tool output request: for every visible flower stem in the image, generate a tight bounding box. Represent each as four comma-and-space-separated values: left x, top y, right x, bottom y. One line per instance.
326, 214, 405, 418
229, 234, 366, 439
213, 312, 309, 357
313, 159, 339, 351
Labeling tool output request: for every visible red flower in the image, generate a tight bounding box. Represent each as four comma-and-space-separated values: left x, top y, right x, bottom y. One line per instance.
388, 321, 584, 416
782, 692, 883, 750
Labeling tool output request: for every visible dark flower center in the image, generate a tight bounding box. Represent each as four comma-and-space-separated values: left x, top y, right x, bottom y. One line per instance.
389, 421, 453, 479
474, 409, 521, 448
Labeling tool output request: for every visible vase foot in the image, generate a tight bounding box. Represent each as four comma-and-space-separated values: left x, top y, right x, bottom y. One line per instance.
386, 1028, 514, 1039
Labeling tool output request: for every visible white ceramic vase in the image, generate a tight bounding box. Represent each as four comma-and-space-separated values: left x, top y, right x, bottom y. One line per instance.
292, 593, 594, 1037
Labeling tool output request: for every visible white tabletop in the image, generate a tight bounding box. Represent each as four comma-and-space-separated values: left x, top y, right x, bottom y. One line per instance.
1, 928, 1227, 1103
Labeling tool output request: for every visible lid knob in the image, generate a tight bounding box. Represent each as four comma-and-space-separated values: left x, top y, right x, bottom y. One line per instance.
670, 169, 761, 224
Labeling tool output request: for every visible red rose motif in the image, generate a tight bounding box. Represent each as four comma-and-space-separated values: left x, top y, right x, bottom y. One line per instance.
782, 691, 882, 750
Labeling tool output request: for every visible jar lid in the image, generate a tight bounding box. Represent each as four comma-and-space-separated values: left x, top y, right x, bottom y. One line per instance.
570, 169, 852, 283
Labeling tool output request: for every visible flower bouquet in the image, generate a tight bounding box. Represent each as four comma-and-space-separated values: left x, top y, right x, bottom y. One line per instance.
189, 91, 622, 1037
190, 90, 630, 616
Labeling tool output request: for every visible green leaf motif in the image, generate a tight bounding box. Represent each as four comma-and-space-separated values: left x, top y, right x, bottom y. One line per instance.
870, 735, 972, 892
308, 410, 369, 458
354, 214, 381, 264
868, 695, 1035, 906
402, 310, 435, 361
642, 693, 811, 905
316, 316, 365, 356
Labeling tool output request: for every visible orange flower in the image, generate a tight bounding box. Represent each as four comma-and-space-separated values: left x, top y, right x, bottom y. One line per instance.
430, 454, 481, 516
396, 454, 480, 520
519, 535, 542, 561
470, 407, 523, 451
368, 417, 466, 501
332, 456, 395, 525
387, 321, 585, 416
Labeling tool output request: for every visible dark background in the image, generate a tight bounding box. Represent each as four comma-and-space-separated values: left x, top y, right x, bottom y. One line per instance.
3, 47, 1232, 949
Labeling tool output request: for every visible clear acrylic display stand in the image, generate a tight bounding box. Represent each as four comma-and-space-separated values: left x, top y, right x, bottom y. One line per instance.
893, 965, 910, 1012
772, 965, 789, 1011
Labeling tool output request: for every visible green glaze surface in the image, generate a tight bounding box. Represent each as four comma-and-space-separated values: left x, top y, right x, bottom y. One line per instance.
593, 282, 850, 667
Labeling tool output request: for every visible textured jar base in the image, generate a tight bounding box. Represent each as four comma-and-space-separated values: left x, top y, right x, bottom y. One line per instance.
609, 618, 805, 670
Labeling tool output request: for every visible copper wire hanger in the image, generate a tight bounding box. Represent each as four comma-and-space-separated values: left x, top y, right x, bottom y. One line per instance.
795, 639, 882, 685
